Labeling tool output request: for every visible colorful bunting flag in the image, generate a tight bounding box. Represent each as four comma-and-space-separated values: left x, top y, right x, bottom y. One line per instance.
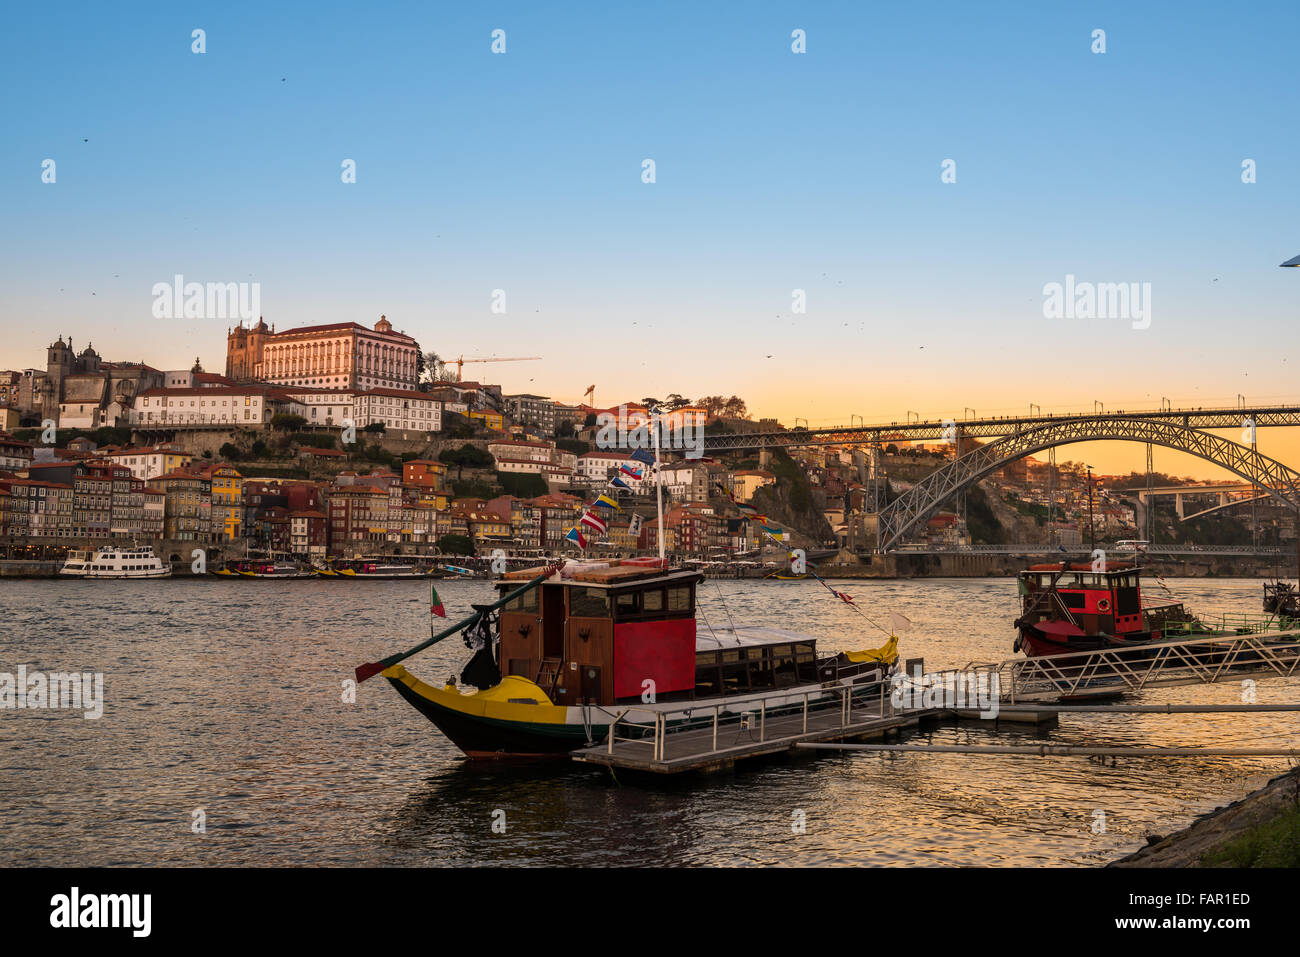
629, 448, 656, 465
580, 511, 608, 534
594, 493, 621, 510
430, 581, 446, 618
565, 527, 587, 548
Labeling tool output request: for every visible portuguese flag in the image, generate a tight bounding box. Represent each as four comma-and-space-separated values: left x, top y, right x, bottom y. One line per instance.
430, 581, 446, 619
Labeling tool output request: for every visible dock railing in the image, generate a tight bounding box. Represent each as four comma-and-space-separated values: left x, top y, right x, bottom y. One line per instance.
605, 675, 895, 763
1159, 611, 1298, 638
990, 629, 1300, 702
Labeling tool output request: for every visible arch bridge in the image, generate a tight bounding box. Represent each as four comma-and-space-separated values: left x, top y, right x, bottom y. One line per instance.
875, 417, 1300, 553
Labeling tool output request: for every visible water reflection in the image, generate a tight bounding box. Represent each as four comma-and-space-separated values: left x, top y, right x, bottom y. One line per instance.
0, 576, 1295, 865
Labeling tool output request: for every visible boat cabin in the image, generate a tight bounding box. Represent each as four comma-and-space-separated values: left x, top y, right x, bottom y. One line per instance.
1017, 561, 1190, 636
494, 563, 827, 707
496, 565, 698, 706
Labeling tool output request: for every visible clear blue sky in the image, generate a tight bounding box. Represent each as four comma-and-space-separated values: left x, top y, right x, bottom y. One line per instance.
2, 1, 1297, 473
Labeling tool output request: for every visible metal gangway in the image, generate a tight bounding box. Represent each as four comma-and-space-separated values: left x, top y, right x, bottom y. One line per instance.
982, 627, 1300, 703
572, 628, 1300, 774
571, 676, 916, 774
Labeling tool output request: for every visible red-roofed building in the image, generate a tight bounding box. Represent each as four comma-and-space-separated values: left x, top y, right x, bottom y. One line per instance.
226, 315, 420, 392
0, 479, 74, 539
0, 433, 32, 471
289, 510, 328, 557
148, 469, 211, 541
128, 386, 307, 427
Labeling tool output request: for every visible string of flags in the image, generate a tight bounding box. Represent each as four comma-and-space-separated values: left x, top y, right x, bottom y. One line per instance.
564, 447, 657, 549
561, 459, 911, 640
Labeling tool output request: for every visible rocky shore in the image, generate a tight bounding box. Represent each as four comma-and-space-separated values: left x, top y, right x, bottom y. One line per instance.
1110, 767, 1300, 867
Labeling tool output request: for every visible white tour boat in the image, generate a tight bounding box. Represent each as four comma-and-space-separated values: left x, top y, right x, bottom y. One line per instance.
60, 545, 173, 579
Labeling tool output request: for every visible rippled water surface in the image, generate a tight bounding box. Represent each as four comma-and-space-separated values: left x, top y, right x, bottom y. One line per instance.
2, 576, 1297, 866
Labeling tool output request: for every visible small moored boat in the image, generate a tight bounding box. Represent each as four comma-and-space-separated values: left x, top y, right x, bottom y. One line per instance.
333, 559, 434, 579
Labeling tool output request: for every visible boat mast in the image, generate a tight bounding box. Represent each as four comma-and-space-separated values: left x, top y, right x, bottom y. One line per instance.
652, 405, 665, 563
1086, 467, 1095, 553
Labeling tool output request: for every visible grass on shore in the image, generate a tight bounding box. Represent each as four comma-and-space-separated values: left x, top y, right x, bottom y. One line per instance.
1200, 803, 1300, 867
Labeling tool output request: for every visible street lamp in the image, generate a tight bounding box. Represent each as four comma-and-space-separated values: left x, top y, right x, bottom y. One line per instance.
1085, 465, 1096, 552
1282, 254, 1300, 581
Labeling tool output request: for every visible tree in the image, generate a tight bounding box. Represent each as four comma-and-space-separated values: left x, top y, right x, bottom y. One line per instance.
452, 479, 494, 499
363, 422, 386, 433
722, 395, 748, 418
497, 471, 547, 498
698, 395, 749, 419
420, 351, 448, 385
439, 443, 494, 479
271, 413, 306, 431
219, 442, 242, 461
438, 534, 474, 556
663, 393, 692, 411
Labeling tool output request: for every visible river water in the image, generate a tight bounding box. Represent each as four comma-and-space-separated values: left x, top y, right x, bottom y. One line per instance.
1, 576, 1296, 866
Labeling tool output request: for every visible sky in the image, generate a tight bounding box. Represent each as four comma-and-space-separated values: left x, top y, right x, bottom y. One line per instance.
1, 1, 1297, 479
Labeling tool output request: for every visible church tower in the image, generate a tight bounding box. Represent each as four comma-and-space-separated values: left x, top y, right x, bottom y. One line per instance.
226, 317, 270, 382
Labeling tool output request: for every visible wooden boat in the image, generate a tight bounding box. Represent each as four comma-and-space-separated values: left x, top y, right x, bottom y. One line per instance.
1014, 561, 1196, 656
333, 560, 434, 579
213, 558, 313, 579
371, 559, 899, 758
1013, 561, 1297, 657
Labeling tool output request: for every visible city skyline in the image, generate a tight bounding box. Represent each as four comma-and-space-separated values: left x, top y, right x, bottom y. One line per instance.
3, 1, 1298, 478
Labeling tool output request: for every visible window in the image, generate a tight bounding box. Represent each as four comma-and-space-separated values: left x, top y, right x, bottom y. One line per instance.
667, 585, 692, 612
569, 587, 609, 618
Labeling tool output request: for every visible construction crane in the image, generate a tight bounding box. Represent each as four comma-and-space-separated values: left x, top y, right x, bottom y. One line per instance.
451, 355, 541, 381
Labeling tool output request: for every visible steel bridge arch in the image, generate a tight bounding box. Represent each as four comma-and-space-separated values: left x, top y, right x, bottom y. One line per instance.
875, 417, 1300, 552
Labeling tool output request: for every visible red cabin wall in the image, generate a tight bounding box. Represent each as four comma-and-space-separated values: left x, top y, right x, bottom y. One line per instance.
613, 618, 696, 699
